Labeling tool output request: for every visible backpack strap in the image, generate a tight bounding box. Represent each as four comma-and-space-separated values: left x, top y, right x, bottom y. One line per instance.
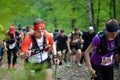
71, 32, 74, 40
97, 31, 107, 54
43, 35, 47, 49
71, 32, 81, 39
114, 32, 120, 54
97, 31, 120, 55
30, 34, 47, 62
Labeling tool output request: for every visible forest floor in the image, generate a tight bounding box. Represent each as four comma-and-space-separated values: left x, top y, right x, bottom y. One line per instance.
0, 57, 120, 80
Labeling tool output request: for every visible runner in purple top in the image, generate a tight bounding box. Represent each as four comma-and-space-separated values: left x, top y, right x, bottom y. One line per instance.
91, 34, 114, 66
84, 19, 120, 80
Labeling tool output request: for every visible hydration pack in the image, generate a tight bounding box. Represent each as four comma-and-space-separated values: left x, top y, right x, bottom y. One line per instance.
97, 31, 120, 55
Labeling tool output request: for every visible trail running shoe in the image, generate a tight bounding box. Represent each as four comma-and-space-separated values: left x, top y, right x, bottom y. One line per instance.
66, 62, 71, 67
77, 63, 82, 67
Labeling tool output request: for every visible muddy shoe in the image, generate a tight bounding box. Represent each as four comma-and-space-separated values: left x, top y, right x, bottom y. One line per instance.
12, 65, 16, 70
77, 63, 82, 67
66, 62, 72, 67
8, 64, 12, 69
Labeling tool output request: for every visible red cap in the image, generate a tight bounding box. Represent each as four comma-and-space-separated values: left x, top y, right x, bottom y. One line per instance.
26, 26, 30, 30
9, 26, 15, 34
33, 23, 45, 31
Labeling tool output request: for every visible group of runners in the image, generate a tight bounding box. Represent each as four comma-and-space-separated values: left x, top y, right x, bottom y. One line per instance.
0, 18, 120, 80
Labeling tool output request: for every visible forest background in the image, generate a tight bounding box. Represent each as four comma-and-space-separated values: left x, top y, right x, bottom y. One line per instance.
0, 0, 119, 38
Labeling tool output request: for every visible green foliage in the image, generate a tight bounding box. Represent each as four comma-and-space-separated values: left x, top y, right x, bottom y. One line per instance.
0, 60, 47, 80
0, 0, 120, 79
0, 0, 120, 33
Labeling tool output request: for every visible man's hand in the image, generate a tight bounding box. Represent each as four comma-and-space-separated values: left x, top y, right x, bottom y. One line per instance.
89, 69, 97, 79
19, 50, 31, 59
4, 47, 8, 51
53, 58, 60, 65
19, 53, 25, 59
68, 49, 72, 55
53, 55, 59, 65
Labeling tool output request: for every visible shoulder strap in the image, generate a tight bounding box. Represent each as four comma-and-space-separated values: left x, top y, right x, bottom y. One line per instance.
98, 31, 106, 38
43, 35, 47, 49
30, 34, 47, 51
71, 32, 74, 40
30, 35, 38, 49
114, 32, 120, 54
29, 34, 43, 61
97, 31, 107, 54
30, 35, 45, 51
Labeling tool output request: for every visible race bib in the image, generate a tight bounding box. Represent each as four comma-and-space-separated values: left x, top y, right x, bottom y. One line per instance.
9, 42, 16, 49
101, 55, 113, 66
62, 50, 66, 54
57, 51, 61, 54
72, 39, 79, 43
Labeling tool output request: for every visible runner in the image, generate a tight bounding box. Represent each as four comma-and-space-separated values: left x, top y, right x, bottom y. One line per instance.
84, 19, 120, 80
80, 26, 96, 64
19, 18, 59, 80
4, 26, 19, 69
66, 27, 82, 67
24, 26, 31, 35
0, 25, 5, 66
55, 29, 68, 65
0, 38, 4, 66
52, 29, 59, 41
17, 26, 24, 49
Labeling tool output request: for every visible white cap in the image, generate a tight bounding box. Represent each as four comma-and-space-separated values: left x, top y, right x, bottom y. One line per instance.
89, 26, 94, 30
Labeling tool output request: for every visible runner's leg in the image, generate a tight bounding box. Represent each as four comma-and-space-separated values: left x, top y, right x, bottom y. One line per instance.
12, 50, 17, 67
91, 62, 104, 80
7, 50, 12, 68
103, 66, 113, 80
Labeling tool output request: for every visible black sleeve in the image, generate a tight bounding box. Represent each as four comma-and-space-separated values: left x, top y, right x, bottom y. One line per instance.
82, 32, 87, 40
55, 35, 58, 41
65, 35, 68, 41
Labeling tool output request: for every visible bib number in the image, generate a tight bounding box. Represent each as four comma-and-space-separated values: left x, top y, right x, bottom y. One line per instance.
101, 55, 113, 66
9, 42, 16, 49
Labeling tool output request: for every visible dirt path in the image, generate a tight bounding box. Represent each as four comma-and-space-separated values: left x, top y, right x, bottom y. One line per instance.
0, 58, 120, 80
53, 62, 120, 80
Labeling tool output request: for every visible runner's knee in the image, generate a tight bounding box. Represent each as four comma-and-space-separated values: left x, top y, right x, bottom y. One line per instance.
46, 69, 52, 80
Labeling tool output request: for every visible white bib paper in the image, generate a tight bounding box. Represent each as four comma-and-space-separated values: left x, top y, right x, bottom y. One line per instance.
101, 55, 113, 66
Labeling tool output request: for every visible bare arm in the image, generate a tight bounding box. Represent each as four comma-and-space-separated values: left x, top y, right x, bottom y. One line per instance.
51, 42, 60, 64
84, 44, 98, 78
84, 44, 95, 69
67, 38, 71, 51
51, 42, 57, 55
79, 36, 82, 43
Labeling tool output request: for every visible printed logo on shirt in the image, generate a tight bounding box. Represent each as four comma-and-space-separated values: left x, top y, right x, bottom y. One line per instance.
9, 42, 16, 49
101, 55, 113, 66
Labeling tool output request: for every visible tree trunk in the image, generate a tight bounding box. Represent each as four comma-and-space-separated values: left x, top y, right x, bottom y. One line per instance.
96, 0, 100, 27
87, 0, 95, 27
109, 0, 112, 17
109, 0, 116, 18
71, 7, 76, 28
54, 19, 57, 28
71, 19, 76, 28
49, 8, 57, 28
113, 0, 116, 19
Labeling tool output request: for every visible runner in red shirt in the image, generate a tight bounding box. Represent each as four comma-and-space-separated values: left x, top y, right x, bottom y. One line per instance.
19, 18, 59, 80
